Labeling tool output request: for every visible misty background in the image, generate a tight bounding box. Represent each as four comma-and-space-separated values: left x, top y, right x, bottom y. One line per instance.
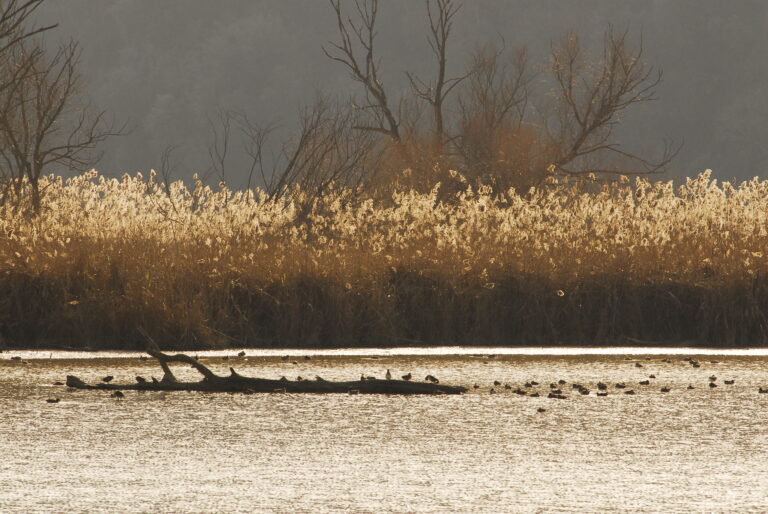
32, 0, 768, 187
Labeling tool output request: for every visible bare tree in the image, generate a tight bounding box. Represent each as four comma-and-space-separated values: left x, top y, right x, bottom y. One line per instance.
266, 96, 379, 206
454, 41, 536, 186
547, 27, 678, 178
406, 0, 468, 149
324, 0, 401, 142
0, 40, 124, 211
207, 96, 380, 211
207, 107, 231, 183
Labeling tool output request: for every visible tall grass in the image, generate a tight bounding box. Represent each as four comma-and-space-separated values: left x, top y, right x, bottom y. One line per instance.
1, 169, 767, 349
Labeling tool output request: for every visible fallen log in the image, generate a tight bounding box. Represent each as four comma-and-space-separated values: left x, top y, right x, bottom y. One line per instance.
65, 349, 467, 395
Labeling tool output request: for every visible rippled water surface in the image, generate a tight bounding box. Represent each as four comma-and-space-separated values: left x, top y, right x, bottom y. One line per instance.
2, 347, 768, 513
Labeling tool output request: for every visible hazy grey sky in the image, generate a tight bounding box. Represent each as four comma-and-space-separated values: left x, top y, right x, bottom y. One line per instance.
32, 1, 768, 186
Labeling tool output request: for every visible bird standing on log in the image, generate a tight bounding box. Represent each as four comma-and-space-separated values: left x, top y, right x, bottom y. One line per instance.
385, 369, 392, 380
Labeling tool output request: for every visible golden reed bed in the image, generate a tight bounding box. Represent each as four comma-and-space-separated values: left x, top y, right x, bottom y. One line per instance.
1, 169, 766, 349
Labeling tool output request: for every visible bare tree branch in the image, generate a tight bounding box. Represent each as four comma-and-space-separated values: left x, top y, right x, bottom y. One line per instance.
324, 0, 401, 141
0, 39, 125, 211
406, 0, 468, 148
547, 26, 677, 178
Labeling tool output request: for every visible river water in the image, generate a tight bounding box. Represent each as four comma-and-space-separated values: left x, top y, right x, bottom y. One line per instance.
2, 347, 768, 513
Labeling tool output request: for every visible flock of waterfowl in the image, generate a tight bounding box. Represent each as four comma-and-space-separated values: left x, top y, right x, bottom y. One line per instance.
457, 355, 768, 414
2, 350, 766, 404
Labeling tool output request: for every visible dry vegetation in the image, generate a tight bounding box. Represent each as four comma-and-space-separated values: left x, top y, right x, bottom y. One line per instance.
1, 168, 767, 350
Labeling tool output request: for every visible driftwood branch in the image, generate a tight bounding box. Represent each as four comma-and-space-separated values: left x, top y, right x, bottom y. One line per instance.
65, 349, 467, 395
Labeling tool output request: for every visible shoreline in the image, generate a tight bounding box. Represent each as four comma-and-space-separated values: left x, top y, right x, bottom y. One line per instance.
4, 344, 768, 356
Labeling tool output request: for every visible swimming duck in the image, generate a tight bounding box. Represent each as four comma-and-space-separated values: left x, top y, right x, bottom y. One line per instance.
759, 387, 768, 394
111, 391, 124, 399
615, 383, 626, 389
493, 380, 501, 386
537, 408, 546, 413
624, 390, 636, 395
709, 382, 717, 388
597, 382, 607, 390
46, 398, 60, 403
639, 380, 650, 385
724, 380, 734, 385
237, 351, 246, 357
596, 392, 608, 397
102, 376, 114, 383
660, 387, 670, 393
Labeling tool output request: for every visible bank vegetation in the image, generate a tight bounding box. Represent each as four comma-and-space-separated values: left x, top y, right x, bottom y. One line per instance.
1, 169, 767, 349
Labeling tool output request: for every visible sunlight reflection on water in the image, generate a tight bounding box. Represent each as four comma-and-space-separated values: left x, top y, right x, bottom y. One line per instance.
2, 349, 768, 512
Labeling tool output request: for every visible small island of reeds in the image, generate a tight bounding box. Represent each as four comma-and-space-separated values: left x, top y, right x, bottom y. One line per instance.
1, 169, 766, 350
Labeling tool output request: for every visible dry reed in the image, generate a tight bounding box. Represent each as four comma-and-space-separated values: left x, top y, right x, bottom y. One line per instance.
1, 169, 767, 349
